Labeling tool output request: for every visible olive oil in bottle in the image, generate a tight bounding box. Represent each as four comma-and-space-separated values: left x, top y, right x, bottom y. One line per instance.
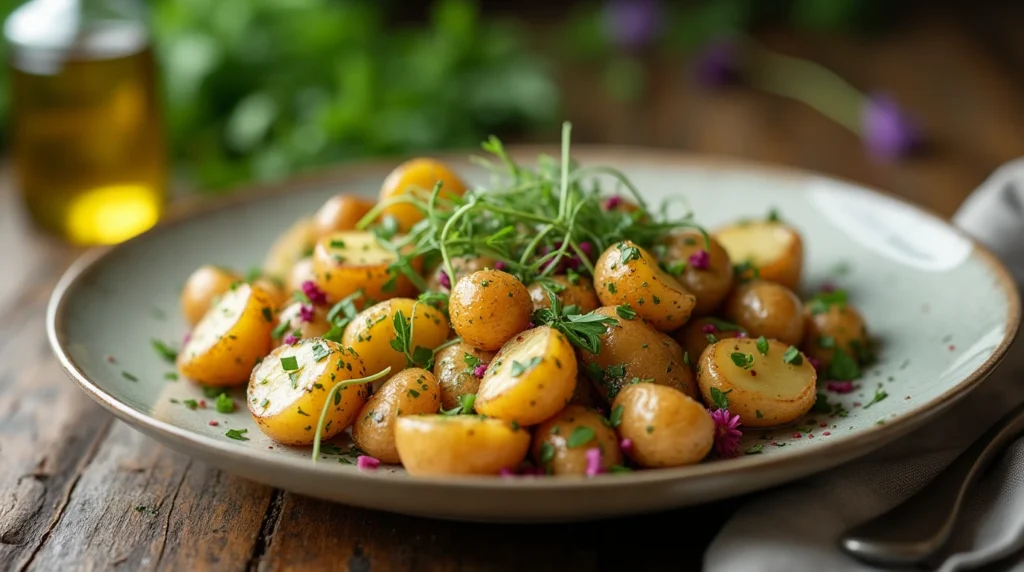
6, 0, 166, 245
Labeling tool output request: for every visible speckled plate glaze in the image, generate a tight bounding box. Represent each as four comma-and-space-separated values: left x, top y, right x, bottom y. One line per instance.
48, 148, 1020, 523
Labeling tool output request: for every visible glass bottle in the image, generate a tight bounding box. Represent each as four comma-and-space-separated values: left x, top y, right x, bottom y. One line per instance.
5, 0, 166, 245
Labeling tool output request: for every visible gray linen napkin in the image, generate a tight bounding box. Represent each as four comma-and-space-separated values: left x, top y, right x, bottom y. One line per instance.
705, 160, 1024, 572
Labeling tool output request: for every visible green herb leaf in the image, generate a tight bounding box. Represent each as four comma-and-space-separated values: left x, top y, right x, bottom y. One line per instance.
810, 392, 832, 413
539, 442, 556, 466
225, 429, 249, 441
819, 335, 836, 348
783, 346, 803, 365
745, 443, 765, 455
863, 387, 889, 409
463, 353, 483, 369
215, 393, 235, 413
566, 426, 596, 448
709, 387, 731, 410
183, 399, 199, 410
827, 348, 860, 380
706, 334, 719, 343
510, 357, 543, 377
271, 320, 291, 339
730, 352, 754, 369
756, 336, 769, 355
280, 356, 299, 371
808, 290, 848, 314
616, 242, 641, 262
609, 405, 624, 428
121, 371, 139, 382
311, 343, 331, 362
261, 307, 274, 322
151, 339, 178, 363
615, 304, 637, 320
202, 386, 222, 398
705, 318, 746, 333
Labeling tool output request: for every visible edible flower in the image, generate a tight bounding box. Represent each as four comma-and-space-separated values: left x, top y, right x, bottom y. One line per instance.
620, 438, 633, 452
494, 261, 507, 271
701, 323, 717, 334
710, 408, 742, 458
585, 447, 603, 476
604, 195, 624, 210
473, 363, 488, 378
283, 334, 299, 345
688, 249, 710, 270
827, 380, 855, 394
438, 270, 451, 290
356, 455, 380, 471
298, 304, 315, 323
301, 280, 327, 306
603, 0, 661, 50
861, 92, 918, 160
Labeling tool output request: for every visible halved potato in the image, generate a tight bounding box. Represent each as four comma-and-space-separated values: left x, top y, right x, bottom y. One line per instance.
532, 405, 623, 475
180, 265, 241, 326
697, 337, 816, 427
527, 275, 601, 314
178, 283, 275, 386
578, 307, 696, 402
612, 384, 714, 468
802, 303, 870, 369
475, 326, 577, 426
262, 217, 318, 283
673, 316, 746, 373
395, 415, 530, 475
312, 230, 417, 303
432, 342, 495, 410
449, 269, 533, 351
594, 240, 696, 331
379, 158, 468, 232
723, 280, 805, 346
342, 298, 450, 378
312, 194, 375, 238
713, 220, 803, 290
659, 230, 734, 316
247, 339, 369, 445
352, 368, 441, 463
250, 276, 288, 311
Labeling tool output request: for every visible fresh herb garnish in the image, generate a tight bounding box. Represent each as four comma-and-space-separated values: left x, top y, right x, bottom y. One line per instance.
615, 304, 637, 320
811, 392, 832, 413
441, 393, 477, 416
215, 393, 235, 413
745, 444, 765, 455
863, 387, 889, 409
225, 429, 249, 441
609, 405, 624, 428
121, 371, 139, 382
827, 348, 861, 380
705, 318, 746, 333
782, 346, 803, 365
730, 352, 754, 369
808, 290, 848, 314
709, 387, 731, 410
271, 320, 291, 339
819, 335, 836, 348
280, 356, 299, 371
151, 339, 178, 362
510, 357, 543, 377
311, 343, 331, 362
183, 399, 199, 410
311, 367, 392, 461
389, 307, 434, 368
756, 336, 769, 356
531, 290, 617, 354
566, 426, 596, 448
163, 372, 179, 381
539, 442, 556, 467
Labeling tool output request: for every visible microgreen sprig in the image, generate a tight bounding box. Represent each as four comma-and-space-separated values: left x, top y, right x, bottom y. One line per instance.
312, 367, 392, 462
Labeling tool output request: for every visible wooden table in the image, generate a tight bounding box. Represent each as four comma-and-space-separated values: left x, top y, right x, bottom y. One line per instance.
3, 8, 1024, 571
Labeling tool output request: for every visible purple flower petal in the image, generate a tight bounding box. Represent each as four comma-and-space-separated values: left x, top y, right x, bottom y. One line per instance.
473, 363, 488, 378
688, 249, 710, 270
861, 92, 918, 160
438, 270, 451, 291
282, 334, 299, 345
298, 304, 315, 323
692, 39, 741, 88
494, 261, 507, 271
585, 447, 603, 476
356, 455, 380, 470
604, 0, 661, 50
301, 280, 328, 306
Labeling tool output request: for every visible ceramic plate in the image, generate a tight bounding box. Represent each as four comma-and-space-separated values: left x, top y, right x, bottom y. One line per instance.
48, 148, 1020, 522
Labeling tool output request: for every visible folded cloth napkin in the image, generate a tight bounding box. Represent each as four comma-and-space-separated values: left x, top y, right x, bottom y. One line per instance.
705, 160, 1024, 572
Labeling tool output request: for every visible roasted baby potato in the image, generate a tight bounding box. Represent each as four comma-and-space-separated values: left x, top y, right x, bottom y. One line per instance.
312, 194, 375, 238
262, 217, 317, 283
475, 326, 578, 425
578, 307, 697, 401
697, 337, 816, 427
802, 302, 870, 369
532, 405, 623, 475
180, 265, 241, 326
248, 339, 369, 445
178, 283, 275, 386
714, 220, 804, 290
724, 280, 805, 346
449, 269, 533, 351
352, 368, 441, 463
528, 275, 601, 314
342, 298, 450, 377
674, 316, 746, 373
312, 230, 417, 302
250, 276, 288, 311
659, 230, 734, 316
286, 257, 317, 296
379, 158, 468, 232
431, 342, 495, 410
275, 301, 331, 344
612, 384, 714, 468
426, 255, 496, 292
594, 240, 696, 331
395, 415, 531, 476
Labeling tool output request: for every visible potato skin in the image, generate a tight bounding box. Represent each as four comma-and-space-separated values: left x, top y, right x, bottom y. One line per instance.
578, 307, 697, 402
660, 230, 733, 316
262, 217, 317, 283
449, 269, 532, 351
342, 298, 450, 378
178, 283, 275, 386
379, 158, 468, 232
714, 221, 804, 291
426, 255, 495, 292
612, 384, 713, 468
697, 338, 816, 427
312, 231, 417, 303
475, 326, 578, 426
275, 301, 331, 345
395, 415, 531, 476
431, 342, 495, 410
724, 280, 805, 346
528, 275, 600, 314
352, 368, 440, 463
180, 265, 241, 326
594, 240, 696, 331
569, 373, 605, 409
313, 194, 375, 238
674, 316, 745, 373
286, 257, 317, 296
801, 304, 869, 368
251, 276, 287, 311
248, 340, 368, 445
531, 405, 623, 475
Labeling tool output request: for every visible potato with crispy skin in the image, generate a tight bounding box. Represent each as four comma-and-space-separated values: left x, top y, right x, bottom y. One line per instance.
594, 240, 696, 331
312, 194, 376, 238
431, 342, 495, 410
801, 301, 870, 369
724, 280, 805, 346
532, 405, 623, 475
352, 368, 440, 463
449, 269, 532, 351
612, 384, 714, 468
659, 230, 734, 316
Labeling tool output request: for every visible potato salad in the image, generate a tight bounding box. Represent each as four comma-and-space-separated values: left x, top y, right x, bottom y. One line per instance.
173, 124, 873, 477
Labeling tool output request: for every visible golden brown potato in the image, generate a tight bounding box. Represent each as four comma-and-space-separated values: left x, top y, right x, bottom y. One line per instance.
262, 217, 318, 283
674, 316, 746, 372
697, 337, 816, 427
274, 301, 331, 344
714, 220, 804, 291
578, 307, 697, 402
528, 275, 601, 314
180, 265, 241, 326
379, 158, 468, 232
342, 298, 451, 378
352, 368, 441, 463
248, 339, 369, 445
312, 194, 376, 238
594, 240, 696, 331
801, 303, 869, 369
312, 230, 418, 303
431, 342, 495, 410
395, 415, 531, 476
724, 280, 805, 346
286, 257, 317, 296
178, 283, 275, 386
659, 230, 733, 316
531, 405, 623, 475
475, 326, 578, 426
612, 384, 714, 468
569, 373, 605, 409
426, 255, 496, 291
251, 276, 288, 311
449, 269, 532, 351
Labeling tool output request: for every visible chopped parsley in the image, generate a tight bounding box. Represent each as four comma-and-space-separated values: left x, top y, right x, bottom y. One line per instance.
609, 405, 624, 428
615, 304, 637, 320
261, 307, 273, 322
709, 387, 731, 410
225, 428, 249, 441
745, 444, 764, 455
808, 290, 848, 315
782, 346, 803, 365
730, 352, 754, 369
280, 356, 299, 371
863, 388, 889, 409
566, 426, 596, 448
121, 371, 139, 382
311, 343, 331, 362
827, 348, 861, 381
756, 336, 769, 356
215, 393, 235, 413
150, 339, 178, 363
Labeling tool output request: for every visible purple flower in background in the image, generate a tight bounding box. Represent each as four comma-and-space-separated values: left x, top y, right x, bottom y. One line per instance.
692, 39, 741, 87
604, 0, 661, 50
298, 304, 315, 323
861, 92, 918, 160
438, 270, 451, 290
